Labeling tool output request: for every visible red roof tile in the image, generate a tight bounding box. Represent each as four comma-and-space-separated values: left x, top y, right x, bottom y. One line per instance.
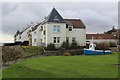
86, 34, 116, 39
64, 19, 86, 29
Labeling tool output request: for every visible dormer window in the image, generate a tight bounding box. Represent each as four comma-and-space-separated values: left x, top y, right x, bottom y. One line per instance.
69, 27, 72, 31
40, 26, 43, 31
54, 16, 59, 21
34, 31, 36, 34
66, 24, 68, 28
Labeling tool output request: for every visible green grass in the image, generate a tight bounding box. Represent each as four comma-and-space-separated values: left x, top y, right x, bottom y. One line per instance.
2, 53, 118, 78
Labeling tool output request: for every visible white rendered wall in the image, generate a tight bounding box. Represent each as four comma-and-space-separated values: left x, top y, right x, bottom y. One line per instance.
31, 22, 86, 47
21, 27, 32, 42
32, 25, 43, 46
86, 39, 118, 44
46, 22, 66, 48
66, 27, 86, 46
15, 34, 21, 42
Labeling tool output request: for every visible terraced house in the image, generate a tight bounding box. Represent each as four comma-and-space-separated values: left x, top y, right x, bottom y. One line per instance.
14, 8, 86, 47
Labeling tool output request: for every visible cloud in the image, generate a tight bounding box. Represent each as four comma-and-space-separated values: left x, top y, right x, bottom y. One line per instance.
0, 32, 14, 43
59, 8, 117, 33
1, 2, 118, 43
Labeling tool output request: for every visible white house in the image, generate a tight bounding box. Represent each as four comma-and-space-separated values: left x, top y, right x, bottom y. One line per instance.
14, 8, 86, 47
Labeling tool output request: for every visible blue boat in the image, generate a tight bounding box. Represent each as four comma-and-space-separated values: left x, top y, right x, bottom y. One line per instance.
83, 43, 112, 55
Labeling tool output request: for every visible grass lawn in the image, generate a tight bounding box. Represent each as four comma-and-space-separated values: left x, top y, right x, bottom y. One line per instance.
2, 53, 118, 78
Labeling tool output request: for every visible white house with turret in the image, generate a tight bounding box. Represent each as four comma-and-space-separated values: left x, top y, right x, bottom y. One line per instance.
14, 8, 86, 48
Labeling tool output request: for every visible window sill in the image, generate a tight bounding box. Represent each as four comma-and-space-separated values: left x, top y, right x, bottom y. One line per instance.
53, 32, 61, 33
54, 43, 61, 45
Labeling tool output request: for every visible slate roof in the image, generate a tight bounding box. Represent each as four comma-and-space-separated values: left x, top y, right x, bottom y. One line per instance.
14, 30, 20, 37
45, 8, 65, 23
32, 23, 41, 31
86, 34, 116, 39
105, 27, 117, 34
64, 19, 86, 29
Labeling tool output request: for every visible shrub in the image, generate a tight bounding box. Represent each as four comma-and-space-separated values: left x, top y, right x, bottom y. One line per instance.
2, 46, 23, 65
22, 46, 44, 57
109, 42, 116, 47
61, 42, 69, 49
46, 43, 55, 50
63, 51, 71, 56
67, 49, 83, 55
70, 41, 78, 49
96, 42, 109, 50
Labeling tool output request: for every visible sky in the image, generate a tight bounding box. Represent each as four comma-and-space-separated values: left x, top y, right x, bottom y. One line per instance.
1, 0, 119, 43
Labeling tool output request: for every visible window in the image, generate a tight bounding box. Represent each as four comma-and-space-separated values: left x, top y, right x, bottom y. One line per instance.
57, 37, 60, 43
34, 38, 36, 42
72, 37, 76, 42
44, 37, 46, 42
66, 37, 69, 43
34, 31, 36, 34
40, 26, 43, 31
53, 25, 60, 32
40, 39, 42, 43
53, 25, 57, 32
54, 16, 59, 21
19, 36, 21, 39
69, 27, 72, 31
43, 30, 46, 35
53, 37, 60, 43
57, 26, 60, 32
54, 37, 56, 43
66, 24, 68, 28
28, 30, 31, 33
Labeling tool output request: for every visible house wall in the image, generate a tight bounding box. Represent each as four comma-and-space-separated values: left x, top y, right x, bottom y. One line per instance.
32, 30, 37, 46
66, 27, 86, 46
21, 27, 32, 42
32, 25, 43, 46
45, 22, 86, 47
86, 39, 118, 44
32, 22, 86, 47
15, 34, 21, 42
46, 22, 67, 48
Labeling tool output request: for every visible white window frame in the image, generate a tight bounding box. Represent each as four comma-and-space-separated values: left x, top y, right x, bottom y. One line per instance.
53, 25, 60, 32
53, 37, 60, 43
53, 25, 57, 32
34, 38, 36, 42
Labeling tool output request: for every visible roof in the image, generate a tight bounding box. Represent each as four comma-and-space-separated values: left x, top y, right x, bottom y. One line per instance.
20, 25, 31, 34
32, 23, 41, 31
86, 34, 116, 39
64, 19, 86, 29
45, 8, 65, 23
14, 30, 20, 37
105, 26, 117, 34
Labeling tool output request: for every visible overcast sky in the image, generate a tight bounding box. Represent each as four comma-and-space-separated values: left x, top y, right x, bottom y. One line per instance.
1, 1, 118, 43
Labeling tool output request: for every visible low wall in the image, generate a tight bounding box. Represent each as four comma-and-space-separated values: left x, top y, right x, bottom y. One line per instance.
44, 49, 83, 56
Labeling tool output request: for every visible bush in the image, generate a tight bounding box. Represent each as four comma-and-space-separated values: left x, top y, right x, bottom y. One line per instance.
96, 42, 109, 50
46, 43, 55, 50
22, 46, 44, 57
63, 51, 71, 56
61, 42, 69, 49
2, 46, 23, 65
109, 42, 116, 47
70, 41, 78, 49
